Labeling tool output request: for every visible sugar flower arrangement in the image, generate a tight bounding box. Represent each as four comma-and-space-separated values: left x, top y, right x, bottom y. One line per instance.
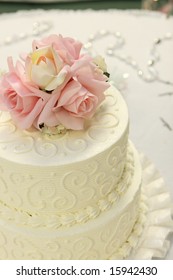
0, 34, 110, 132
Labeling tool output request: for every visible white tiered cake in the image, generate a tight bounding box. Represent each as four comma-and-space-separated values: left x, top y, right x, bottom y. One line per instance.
0, 34, 143, 259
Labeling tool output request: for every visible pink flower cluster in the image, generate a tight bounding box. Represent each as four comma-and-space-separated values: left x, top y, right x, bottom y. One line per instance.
0, 34, 110, 131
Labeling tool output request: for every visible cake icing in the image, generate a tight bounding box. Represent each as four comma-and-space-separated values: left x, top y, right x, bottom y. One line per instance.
0, 142, 142, 260
0, 34, 143, 260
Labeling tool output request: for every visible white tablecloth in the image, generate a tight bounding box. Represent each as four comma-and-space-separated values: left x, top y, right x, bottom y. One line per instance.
0, 8, 173, 259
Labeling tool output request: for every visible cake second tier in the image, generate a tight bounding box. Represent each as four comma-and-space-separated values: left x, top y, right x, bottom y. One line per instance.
0, 141, 142, 259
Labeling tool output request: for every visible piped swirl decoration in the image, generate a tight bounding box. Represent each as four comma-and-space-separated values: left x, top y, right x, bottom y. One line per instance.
0, 145, 134, 229
0, 34, 110, 132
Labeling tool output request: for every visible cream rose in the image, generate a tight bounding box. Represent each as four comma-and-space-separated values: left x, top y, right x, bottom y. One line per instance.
26, 46, 69, 91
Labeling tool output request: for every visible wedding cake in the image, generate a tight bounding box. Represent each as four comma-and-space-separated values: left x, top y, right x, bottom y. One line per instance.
0, 34, 144, 259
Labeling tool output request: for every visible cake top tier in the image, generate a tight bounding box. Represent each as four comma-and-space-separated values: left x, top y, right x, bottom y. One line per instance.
0, 86, 128, 165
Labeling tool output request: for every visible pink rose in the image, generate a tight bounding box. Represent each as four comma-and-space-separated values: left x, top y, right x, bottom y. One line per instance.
36, 75, 108, 131
71, 58, 109, 99
0, 57, 47, 129
37, 80, 99, 130
59, 80, 98, 118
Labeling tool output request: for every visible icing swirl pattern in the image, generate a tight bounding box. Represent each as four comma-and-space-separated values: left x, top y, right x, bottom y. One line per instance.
0, 151, 142, 260
0, 145, 134, 228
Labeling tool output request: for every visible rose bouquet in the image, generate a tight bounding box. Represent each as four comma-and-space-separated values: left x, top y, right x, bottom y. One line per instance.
0, 34, 110, 132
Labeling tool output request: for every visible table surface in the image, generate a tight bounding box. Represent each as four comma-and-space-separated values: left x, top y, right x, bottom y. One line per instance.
0, 7, 172, 260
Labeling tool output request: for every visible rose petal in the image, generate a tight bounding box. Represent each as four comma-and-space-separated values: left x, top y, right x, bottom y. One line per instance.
51, 46, 63, 72
6, 73, 31, 97
71, 55, 93, 73
30, 63, 55, 90
37, 92, 61, 128
11, 98, 45, 129
55, 108, 84, 130
57, 80, 81, 107
45, 70, 66, 91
